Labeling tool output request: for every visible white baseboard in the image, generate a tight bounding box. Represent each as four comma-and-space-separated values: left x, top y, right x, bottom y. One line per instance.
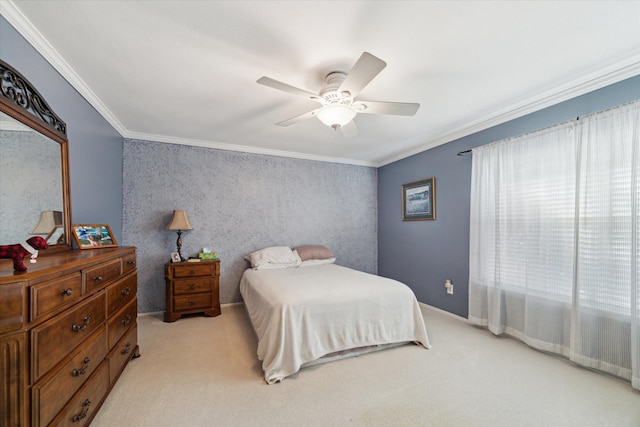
419, 302, 471, 324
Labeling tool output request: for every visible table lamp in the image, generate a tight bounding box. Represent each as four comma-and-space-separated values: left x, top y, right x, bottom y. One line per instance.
166, 210, 193, 261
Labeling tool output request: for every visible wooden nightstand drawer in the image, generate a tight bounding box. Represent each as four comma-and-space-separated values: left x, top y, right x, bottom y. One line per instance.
31, 292, 106, 381
173, 277, 212, 295
31, 272, 83, 322
31, 326, 107, 427
173, 293, 212, 311
171, 263, 214, 278
83, 259, 121, 293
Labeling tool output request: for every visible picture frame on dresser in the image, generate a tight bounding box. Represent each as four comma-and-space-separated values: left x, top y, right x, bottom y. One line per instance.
170, 252, 181, 262
72, 224, 118, 249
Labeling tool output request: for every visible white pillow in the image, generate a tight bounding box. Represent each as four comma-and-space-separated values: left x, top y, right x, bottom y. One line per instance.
299, 257, 336, 267
245, 246, 301, 269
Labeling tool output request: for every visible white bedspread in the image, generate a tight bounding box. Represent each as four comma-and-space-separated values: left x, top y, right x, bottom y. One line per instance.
240, 264, 431, 384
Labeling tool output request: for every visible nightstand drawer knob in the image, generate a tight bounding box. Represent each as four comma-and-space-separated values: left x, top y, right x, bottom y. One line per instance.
190, 284, 196, 290
190, 300, 196, 306
121, 286, 131, 296
190, 270, 196, 275
94, 275, 103, 282
127, 260, 136, 265
61, 288, 74, 297
122, 314, 132, 326
121, 342, 132, 355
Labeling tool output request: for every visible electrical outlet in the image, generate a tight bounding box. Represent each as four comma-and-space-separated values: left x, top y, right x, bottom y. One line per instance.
445, 279, 453, 295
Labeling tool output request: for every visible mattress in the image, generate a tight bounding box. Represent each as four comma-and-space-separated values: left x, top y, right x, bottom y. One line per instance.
240, 263, 431, 384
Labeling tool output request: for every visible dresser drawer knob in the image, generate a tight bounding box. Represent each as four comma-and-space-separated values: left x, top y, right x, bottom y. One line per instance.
127, 260, 136, 265
190, 270, 196, 275
190, 300, 196, 306
190, 284, 196, 290
122, 314, 132, 326
72, 399, 91, 423
94, 275, 103, 282
71, 316, 91, 332
71, 357, 91, 377
60, 288, 74, 297
121, 286, 131, 296
121, 342, 132, 355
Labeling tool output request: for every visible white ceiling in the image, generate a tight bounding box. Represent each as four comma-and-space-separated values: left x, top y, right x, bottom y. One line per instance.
3, 1, 640, 166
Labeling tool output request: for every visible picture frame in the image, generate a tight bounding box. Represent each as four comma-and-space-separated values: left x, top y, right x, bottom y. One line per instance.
402, 177, 436, 221
170, 252, 181, 263
71, 224, 118, 249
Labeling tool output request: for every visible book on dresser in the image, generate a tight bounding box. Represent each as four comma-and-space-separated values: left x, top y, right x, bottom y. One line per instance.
0, 247, 139, 427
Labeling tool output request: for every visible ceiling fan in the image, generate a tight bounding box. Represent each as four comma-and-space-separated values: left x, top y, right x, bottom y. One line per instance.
257, 52, 420, 137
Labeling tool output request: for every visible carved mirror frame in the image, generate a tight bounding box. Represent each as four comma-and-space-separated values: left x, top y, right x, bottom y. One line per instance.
0, 60, 72, 251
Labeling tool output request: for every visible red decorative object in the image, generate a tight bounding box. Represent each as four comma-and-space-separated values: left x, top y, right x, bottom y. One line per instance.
0, 236, 48, 271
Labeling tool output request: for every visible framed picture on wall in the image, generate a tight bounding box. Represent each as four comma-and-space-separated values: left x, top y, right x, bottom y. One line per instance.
71, 224, 118, 249
402, 177, 436, 221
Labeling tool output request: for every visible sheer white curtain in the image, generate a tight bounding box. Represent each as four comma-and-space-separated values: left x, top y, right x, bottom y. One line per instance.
469, 100, 640, 389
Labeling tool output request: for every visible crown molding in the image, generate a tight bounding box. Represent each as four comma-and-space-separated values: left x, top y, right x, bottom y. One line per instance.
376, 53, 640, 167
1, 0, 128, 136
4, 1, 639, 169
123, 131, 377, 167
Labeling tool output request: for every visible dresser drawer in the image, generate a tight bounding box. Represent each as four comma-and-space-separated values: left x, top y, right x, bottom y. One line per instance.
121, 252, 137, 276
107, 297, 137, 349
83, 258, 121, 293
173, 277, 212, 295
173, 293, 212, 312
31, 292, 106, 381
0, 281, 25, 334
108, 324, 137, 384
31, 326, 107, 427
171, 262, 214, 278
106, 272, 137, 317
31, 272, 83, 322
51, 362, 109, 427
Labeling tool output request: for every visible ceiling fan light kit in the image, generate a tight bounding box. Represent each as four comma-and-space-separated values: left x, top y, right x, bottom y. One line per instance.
316, 104, 357, 129
257, 52, 419, 136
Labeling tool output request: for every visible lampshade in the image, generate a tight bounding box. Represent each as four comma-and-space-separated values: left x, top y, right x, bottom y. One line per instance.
31, 210, 63, 234
166, 210, 193, 231
316, 104, 357, 129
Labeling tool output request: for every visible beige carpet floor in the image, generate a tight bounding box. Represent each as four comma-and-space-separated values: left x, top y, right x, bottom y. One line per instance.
90, 304, 640, 427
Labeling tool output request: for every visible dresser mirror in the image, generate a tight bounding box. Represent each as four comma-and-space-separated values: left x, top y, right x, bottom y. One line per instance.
0, 60, 72, 252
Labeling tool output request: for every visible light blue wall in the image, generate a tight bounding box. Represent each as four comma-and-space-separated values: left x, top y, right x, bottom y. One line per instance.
1, 16, 125, 241
122, 139, 377, 312
378, 75, 640, 318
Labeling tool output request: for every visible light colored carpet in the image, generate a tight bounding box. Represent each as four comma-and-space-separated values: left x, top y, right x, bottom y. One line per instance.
90, 304, 640, 427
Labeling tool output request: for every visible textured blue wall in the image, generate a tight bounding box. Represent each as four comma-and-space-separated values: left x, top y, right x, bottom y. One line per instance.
1, 16, 124, 241
122, 139, 377, 312
379, 75, 640, 318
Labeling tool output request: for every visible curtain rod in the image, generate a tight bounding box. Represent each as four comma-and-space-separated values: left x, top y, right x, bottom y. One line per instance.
457, 149, 471, 156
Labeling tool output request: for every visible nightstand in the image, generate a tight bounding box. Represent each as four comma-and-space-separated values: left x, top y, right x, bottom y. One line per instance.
164, 260, 221, 322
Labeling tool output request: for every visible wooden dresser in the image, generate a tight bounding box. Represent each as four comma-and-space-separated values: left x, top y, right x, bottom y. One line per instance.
0, 247, 139, 427
164, 260, 221, 322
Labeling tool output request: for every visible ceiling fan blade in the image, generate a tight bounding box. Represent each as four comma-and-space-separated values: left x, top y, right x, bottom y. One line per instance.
338, 52, 387, 99
257, 77, 322, 102
276, 109, 319, 127
355, 100, 420, 116
340, 120, 358, 138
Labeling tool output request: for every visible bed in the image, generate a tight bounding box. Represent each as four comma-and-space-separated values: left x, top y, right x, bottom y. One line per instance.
240, 245, 431, 384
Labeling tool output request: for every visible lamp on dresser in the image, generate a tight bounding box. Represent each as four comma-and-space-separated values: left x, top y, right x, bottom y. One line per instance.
166, 210, 193, 261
